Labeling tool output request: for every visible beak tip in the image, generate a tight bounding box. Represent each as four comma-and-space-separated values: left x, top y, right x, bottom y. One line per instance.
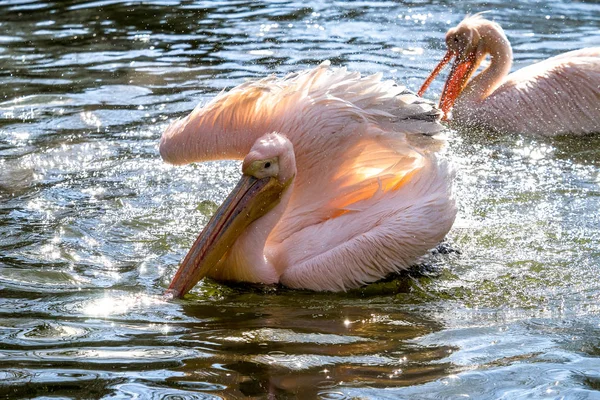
163, 288, 182, 300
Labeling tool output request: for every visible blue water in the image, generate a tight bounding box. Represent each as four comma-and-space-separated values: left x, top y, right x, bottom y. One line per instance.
1, 1, 600, 398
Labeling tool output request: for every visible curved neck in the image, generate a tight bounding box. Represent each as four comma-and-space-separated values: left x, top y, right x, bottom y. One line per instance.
460, 27, 513, 105
210, 180, 294, 284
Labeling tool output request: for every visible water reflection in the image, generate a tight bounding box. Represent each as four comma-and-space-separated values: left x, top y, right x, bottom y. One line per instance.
169, 292, 454, 398
1, 0, 600, 398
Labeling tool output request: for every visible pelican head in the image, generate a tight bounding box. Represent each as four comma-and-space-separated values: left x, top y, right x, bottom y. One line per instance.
418, 14, 509, 117
165, 133, 295, 298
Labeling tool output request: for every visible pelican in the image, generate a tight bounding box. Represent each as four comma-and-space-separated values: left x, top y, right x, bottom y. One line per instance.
418, 14, 600, 136
160, 61, 456, 297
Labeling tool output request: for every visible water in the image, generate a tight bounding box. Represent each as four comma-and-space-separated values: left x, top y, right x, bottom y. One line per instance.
1, 0, 599, 398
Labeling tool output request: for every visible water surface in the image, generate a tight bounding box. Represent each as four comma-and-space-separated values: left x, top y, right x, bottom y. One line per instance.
1, 0, 600, 398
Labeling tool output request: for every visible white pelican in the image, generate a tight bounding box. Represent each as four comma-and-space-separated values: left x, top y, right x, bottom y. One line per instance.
160, 61, 456, 297
418, 14, 600, 136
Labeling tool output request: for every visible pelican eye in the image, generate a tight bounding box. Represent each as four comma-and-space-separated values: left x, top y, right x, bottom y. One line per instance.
247, 157, 279, 179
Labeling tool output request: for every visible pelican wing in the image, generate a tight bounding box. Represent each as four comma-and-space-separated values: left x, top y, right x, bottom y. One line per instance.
270, 133, 437, 243
328, 134, 426, 212
160, 61, 443, 165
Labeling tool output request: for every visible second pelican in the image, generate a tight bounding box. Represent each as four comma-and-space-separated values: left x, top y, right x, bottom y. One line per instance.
419, 14, 600, 135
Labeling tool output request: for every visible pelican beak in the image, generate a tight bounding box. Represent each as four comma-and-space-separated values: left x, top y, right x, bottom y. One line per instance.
165, 173, 290, 298
418, 50, 454, 97
438, 49, 478, 119
418, 49, 478, 120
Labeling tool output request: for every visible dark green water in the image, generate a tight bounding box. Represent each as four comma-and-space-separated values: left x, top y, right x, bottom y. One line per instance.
1, 1, 600, 398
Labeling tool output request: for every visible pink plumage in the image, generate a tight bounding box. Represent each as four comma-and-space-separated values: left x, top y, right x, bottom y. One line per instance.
161, 62, 456, 296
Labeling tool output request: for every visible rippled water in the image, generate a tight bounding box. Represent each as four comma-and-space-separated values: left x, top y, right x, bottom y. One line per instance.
1, 0, 600, 398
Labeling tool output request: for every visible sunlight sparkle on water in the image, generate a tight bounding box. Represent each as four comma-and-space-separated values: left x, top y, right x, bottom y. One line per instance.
513, 143, 553, 160
11, 131, 30, 140
79, 111, 101, 130
26, 198, 55, 218
259, 23, 279, 33
249, 49, 274, 56
400, 13, 432, 24
133, 34, 150, 42
83, 294, 164, 317
40, 243, 61, 260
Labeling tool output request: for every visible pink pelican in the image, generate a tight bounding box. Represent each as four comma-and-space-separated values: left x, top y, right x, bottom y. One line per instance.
160, 61, 456, 297
418, 14, 600, 135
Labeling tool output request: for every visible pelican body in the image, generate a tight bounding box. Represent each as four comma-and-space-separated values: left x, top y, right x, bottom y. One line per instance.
161, 62, 456, 297
419, 15, 600, 136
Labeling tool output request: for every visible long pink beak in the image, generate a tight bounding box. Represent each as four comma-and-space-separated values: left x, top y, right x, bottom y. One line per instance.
165, 173, 289, 298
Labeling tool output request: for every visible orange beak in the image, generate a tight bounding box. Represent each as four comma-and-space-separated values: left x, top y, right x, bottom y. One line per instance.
165, 173, 290, 298
419, 49, 478, 120
418, 50, 453, 98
